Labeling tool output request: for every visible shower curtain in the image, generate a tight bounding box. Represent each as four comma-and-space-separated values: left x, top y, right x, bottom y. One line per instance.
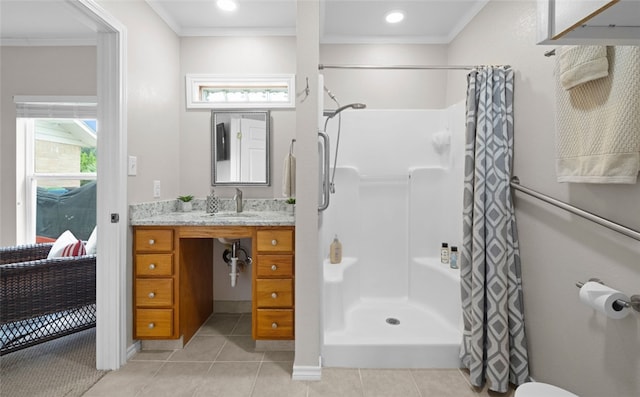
459, 66, 529, 393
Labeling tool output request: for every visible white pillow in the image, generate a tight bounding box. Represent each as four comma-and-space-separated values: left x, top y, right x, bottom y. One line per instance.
47, 230, 79, 259
85, 226, 97, 255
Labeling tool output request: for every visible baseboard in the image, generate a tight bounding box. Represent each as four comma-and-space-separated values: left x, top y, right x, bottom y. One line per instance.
127, 341, 140, 360
291, 356, 322, 381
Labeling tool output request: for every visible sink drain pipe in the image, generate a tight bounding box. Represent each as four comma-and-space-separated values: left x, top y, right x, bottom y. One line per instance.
221, 240, 252, 287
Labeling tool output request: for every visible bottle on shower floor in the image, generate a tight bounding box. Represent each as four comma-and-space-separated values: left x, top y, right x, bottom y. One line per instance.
330, 235, 342, 264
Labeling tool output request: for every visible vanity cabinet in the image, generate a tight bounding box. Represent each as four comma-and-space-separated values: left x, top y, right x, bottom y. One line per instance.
253, 227, 295, 340
133, 224, 294, 345
133, 228, 176, 339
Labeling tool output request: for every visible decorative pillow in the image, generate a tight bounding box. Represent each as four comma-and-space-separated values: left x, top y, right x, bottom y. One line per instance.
47, 230, 78, 259
85, 226, 97, 255
60, 240, 87, 257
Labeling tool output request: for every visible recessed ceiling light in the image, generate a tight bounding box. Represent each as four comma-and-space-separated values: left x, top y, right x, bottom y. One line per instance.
385, 10, 405, 24
217, 0, 238, 12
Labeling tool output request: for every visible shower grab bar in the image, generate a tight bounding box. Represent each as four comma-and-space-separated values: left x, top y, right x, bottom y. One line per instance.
510, 176, 640, 242
318, 130, 330, 212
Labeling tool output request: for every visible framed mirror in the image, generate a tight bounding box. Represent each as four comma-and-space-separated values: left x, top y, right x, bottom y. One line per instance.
211, 110, 270, 186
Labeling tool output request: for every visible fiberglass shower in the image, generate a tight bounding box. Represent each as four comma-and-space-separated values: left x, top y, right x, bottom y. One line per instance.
317, 72, 466, 368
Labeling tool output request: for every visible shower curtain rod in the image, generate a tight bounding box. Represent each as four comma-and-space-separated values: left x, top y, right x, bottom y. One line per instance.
510, 176, 640, 242
318, 64, 510, 71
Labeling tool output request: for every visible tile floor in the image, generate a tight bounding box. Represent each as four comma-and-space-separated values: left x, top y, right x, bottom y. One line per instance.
84, 313, 515, 397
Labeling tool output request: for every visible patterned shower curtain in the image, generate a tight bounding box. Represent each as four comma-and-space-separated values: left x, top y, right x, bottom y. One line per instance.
459, 66, 530, 393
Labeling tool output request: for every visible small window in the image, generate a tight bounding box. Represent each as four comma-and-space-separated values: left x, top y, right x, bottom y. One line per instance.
186, 74, 295, 109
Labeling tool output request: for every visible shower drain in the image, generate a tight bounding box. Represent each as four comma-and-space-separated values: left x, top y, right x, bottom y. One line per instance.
385, 317, 400, 325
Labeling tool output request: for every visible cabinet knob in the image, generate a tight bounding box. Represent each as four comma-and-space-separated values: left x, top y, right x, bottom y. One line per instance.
271, 265, 277, 271
271, 322, 278, 329
148, 292, 155, 299
148, 322, 155, 329
271, 239, 277, 246
271, 292, 278, 299
149, 263, 156, 270
149, 239, 155, 245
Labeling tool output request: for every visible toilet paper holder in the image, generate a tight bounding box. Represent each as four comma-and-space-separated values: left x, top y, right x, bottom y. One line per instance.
576, 278, 640, 313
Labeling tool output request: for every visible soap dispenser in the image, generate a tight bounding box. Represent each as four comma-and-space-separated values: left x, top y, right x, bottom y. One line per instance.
329, 235, 342, 264
206, 187, 219, 214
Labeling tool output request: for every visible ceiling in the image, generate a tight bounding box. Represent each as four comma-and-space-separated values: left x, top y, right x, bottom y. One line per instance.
0, 0, 488, 45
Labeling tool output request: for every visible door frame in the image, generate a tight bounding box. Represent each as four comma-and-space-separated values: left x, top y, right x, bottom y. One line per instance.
66, 0, 128, 370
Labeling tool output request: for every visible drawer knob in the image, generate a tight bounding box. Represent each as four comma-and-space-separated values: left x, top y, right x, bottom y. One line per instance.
148, 292, 155, 299
148, 322, 155, 329
271, 265, 277, 271
149, 239, 155, 245
149, 263, 156, 270
271, 322, 278, 329
271, 239, 277, 246
271, 292, 278, 299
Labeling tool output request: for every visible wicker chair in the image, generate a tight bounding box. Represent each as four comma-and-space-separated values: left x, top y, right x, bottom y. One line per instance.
0, 243, 96, 355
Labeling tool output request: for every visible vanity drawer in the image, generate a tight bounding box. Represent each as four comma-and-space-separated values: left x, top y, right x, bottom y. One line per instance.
135, 309, 173, 338
256, 230, 293, 252
256, 279, 293, 307
136, 229, 173, 252
256, 255, 293, 277
135, 254, 173, 276
135, 279, 173, 307
256, 309, 294, 339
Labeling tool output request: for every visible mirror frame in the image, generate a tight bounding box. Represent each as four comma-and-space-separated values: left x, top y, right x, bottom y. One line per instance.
211, 110, 271, 187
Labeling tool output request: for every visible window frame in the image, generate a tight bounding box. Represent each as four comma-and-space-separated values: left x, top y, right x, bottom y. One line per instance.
185, 74, 296, 109
14, 96, 97, 244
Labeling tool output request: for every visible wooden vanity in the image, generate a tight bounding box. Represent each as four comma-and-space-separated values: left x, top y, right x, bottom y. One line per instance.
132, 223, 294, 346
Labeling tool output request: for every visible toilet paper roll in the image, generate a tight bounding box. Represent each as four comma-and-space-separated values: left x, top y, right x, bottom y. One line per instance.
579, 281, 630, 319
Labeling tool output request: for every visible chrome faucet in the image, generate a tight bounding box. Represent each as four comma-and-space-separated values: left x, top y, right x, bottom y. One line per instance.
233, 188, 243, 213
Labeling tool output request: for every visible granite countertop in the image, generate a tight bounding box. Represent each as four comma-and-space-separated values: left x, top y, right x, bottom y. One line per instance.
129, 198, 295, 226
130, 210, 294, 226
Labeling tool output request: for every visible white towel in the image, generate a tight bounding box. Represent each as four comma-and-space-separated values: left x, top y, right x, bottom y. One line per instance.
282, 153, 296, 197
555, 46, 640, 184
558, 46, 609, 90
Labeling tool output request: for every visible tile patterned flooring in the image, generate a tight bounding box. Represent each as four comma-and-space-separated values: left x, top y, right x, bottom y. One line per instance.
84, 313, 514, 397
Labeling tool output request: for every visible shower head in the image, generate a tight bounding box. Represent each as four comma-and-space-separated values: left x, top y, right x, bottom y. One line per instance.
326, 103, 367, 119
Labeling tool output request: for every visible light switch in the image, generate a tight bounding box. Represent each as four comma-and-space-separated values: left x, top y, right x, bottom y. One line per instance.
153, 180, 161, 198
128, 156, 137, 176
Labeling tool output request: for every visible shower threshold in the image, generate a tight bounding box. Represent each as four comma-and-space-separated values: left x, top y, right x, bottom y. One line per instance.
322, 299, 462, 368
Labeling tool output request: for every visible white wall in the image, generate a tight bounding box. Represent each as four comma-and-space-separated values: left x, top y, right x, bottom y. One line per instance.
294, 0, 322, 374
0, 46, 97, 246
98, 0, 181, 205
179, 36, 296, 200
448, 2, 640, 396
97, 0, 181, 348
320, 44, 449, 109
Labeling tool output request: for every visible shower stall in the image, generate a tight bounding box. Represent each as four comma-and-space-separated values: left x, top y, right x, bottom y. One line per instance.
318, 89, 466, 368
